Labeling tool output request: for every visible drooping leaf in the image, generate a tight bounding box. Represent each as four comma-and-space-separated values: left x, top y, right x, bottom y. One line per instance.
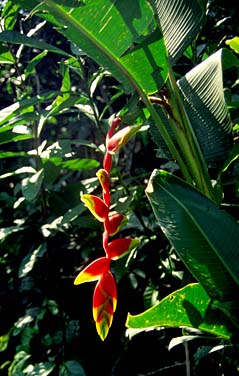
126, 283, 234, 340
0, 30, 70, 56
146, 169, 239, 302
151, 0, 206, 63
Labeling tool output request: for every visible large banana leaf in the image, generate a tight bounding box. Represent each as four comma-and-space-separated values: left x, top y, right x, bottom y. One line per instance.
178, 49, 234, 164
146, 169, 239, 302
14, 0, 168, 95
151, 49, 234, 165
151, 0, 206, 64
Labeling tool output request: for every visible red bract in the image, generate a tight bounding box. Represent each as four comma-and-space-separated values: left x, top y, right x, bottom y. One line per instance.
74, 257, 110, 285
106, 213, 127, 236
107, 237, 139, 260
106, 124, 141, 155
81, 194, 108, 222
93, 271, 117, 341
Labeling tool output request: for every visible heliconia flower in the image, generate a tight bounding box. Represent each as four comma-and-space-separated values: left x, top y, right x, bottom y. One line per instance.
93, 271, 117, 341
107, 237, 139, 260
74, 257, 110, 285
96, 169, 110, 194
105, 213, 127, 236
106, 124, 141, 155
81, 194, 108, 222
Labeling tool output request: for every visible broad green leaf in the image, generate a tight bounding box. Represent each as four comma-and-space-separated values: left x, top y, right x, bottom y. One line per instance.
21, 169, 44, 201
178, 49, 233, 163
146, 169, 239, 301
17, 0, 168, 94
126, 283, 234, 340
151, 0, 206, 63
0, 30, 70, 57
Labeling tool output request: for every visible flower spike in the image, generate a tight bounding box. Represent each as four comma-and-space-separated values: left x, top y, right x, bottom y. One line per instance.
75, 114, 139, 340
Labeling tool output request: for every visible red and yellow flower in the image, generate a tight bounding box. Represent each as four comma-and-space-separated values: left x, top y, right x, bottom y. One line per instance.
75, 116, 140, 340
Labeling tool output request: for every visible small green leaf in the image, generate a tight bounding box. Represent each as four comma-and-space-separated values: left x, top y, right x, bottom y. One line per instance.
0, 44, 15, 64
21, 169, 44, 201
18, 244, 47, 278
225, 36, 239, 54
126, 283, 234, 340
0, 333, 10, 352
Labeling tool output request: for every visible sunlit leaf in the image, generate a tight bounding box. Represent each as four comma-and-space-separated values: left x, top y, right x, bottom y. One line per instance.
21, 169, 44, 201
126, 283, 234, 340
